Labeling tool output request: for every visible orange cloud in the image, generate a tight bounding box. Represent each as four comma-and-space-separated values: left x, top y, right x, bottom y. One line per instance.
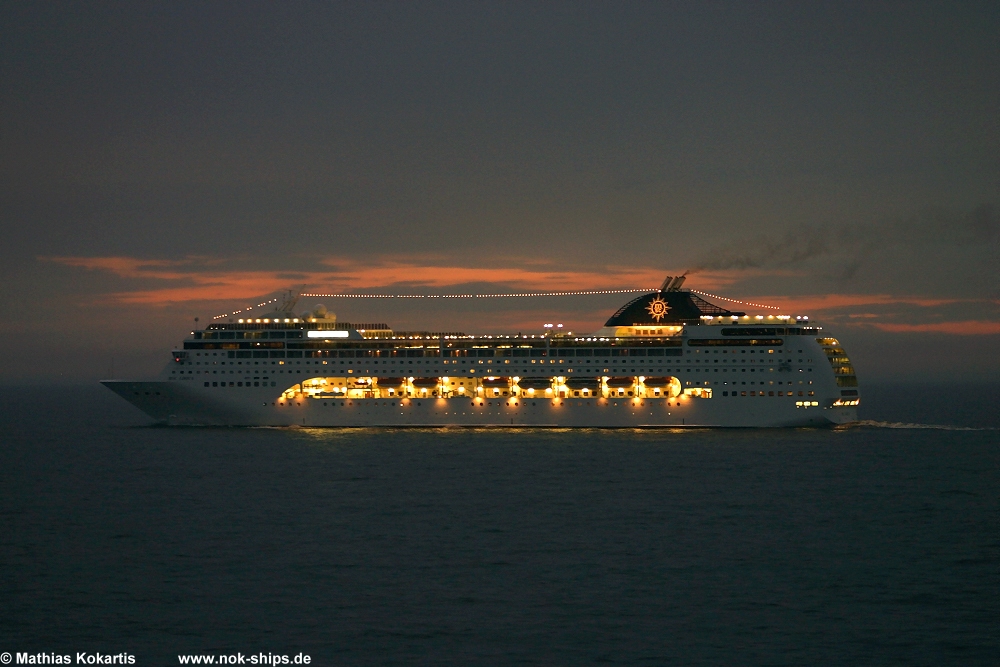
43, 255, 191, 279
755, 293, 961, 312
871, 321, 1000, 335
321, 259, 663, 291
112, 276, 308, 304
317, 257, 747, 291
40, 256, 999, 343
41, 254, 718, 305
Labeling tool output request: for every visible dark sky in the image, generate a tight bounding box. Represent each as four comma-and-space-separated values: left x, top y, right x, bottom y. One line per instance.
1, 1, 998, 383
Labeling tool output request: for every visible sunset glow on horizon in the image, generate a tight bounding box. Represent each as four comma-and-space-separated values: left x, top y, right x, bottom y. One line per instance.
3, 4, 997, 383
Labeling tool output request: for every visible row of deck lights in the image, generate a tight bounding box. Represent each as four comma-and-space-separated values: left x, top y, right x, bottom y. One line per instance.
304, 375, 674, 399
699, 315, 810, 322
236, 318, 301, 324
222, 317, 808, 329
225, 314, 810, 329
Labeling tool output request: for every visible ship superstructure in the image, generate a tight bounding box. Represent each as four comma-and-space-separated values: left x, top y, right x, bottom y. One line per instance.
103, 277, 860, 427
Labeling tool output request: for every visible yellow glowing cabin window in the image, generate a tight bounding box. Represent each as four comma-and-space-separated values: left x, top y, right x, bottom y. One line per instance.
683, 387, 713, 398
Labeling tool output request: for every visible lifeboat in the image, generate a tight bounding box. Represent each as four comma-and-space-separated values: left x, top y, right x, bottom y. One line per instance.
515, 377, 553, 390
641, 376, 682, 397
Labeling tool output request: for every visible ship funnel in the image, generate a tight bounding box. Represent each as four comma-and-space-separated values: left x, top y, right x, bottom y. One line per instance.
658, 274, 687, 292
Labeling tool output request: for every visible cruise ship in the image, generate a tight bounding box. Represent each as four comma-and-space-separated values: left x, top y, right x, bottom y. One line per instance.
103, 276, 860, 427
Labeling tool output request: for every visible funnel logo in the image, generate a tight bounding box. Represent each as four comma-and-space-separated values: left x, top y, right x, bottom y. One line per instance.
646, 296, 670, 321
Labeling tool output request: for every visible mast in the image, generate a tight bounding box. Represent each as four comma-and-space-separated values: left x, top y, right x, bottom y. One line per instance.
278, 287, 304, 314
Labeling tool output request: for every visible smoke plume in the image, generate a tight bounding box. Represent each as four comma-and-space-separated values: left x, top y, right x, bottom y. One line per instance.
692, 204, 998, 276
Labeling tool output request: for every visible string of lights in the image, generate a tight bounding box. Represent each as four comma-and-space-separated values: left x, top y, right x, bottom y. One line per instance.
212, 297, 278, 320
690, 289, 781, 310
211, 289, 655, 320
300, 288, 657, 299
212, 288, 783, 320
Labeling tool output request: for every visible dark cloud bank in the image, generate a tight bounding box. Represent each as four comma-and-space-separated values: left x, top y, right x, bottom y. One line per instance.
1, 3, 998, 382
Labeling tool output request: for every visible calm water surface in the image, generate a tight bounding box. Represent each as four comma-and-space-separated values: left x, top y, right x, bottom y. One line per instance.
1, 384, 998, 665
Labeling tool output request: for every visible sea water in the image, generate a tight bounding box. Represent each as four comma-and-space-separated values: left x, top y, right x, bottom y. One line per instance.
1, 384, 997, 665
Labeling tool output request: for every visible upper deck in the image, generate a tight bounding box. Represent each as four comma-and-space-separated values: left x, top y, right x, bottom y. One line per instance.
187, 273, 819, 351
183, 321, 822, 351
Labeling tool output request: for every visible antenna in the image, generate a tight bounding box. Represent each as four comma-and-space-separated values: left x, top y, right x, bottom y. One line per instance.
279, 286, 304, 313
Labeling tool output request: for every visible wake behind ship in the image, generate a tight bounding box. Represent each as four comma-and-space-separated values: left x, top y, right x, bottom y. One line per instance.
103, 276, 860, 427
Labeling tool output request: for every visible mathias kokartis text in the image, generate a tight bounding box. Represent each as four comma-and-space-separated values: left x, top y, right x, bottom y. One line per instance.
14, 654, 135, 665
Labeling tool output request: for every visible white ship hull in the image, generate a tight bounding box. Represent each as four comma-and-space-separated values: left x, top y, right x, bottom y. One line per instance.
102, 380, 857, 428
